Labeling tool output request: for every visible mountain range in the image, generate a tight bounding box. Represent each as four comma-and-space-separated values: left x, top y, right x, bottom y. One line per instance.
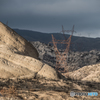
13, 29, 100, 52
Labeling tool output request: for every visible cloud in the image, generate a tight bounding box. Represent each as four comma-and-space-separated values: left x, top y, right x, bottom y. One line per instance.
0, 0, 100, 38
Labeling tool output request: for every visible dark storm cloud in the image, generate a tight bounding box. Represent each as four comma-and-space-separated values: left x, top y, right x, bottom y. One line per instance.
1, 0, 100, 37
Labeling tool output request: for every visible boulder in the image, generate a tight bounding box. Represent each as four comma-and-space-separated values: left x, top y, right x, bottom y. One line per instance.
37, 64, 59, 80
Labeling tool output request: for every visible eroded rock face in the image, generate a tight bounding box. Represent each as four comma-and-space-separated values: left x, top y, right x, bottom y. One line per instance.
0, 22, 60, 80
0, 22, 39, 58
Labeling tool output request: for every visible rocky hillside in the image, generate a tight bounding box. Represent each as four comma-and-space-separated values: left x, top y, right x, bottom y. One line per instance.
31, 41, 100, 71
0, 22, 100, 99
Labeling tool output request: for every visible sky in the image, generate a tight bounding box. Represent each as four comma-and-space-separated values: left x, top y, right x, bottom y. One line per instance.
1, 0, 100, 38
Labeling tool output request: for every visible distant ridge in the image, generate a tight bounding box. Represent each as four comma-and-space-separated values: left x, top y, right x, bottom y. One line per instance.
14, 28, 100, 51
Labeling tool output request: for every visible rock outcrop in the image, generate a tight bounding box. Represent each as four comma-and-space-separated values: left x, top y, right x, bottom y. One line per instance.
0, 22, 60, 80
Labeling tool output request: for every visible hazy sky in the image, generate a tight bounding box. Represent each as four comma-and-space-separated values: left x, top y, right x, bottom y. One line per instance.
1, 0, 100, 38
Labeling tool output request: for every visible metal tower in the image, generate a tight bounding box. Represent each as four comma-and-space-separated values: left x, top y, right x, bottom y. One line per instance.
49, 25, 76, 73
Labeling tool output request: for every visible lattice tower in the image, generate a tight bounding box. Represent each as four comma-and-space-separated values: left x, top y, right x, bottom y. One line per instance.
49, 25, 76, 73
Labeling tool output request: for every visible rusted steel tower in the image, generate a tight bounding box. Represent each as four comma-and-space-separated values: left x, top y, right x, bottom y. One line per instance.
49, 25, 76, 73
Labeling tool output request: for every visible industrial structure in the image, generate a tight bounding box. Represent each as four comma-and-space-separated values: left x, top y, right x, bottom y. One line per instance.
49, 25, 76, 73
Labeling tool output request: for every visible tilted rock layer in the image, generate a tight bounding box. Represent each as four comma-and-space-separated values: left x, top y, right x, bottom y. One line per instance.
0, 22, 60, 80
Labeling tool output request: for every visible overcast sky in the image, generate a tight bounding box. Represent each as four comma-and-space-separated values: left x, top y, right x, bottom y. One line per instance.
1, 0, 100, 38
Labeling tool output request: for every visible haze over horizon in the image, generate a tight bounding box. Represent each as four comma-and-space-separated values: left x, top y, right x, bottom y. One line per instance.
1, 0, 100, 38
